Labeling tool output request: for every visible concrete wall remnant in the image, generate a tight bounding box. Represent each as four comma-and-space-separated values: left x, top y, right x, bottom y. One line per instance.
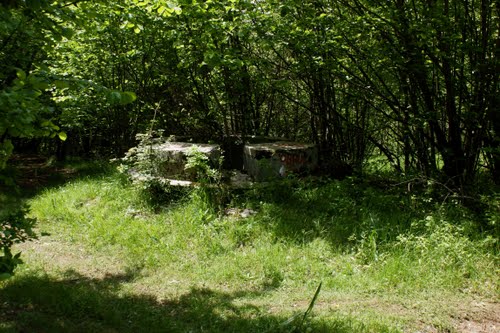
132, 138, 317, 185
243, 142, 318, 181
152, 142, 221, 180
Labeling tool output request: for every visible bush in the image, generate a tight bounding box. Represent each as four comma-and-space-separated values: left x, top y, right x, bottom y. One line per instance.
117, 132, 227, 212
0, 206, 37, 280
185, 146, 227, 214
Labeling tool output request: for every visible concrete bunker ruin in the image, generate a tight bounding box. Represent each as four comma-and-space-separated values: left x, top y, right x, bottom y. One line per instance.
134, 137, 318, 186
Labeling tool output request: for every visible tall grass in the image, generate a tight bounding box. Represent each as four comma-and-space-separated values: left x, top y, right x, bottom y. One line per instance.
3, 164, 498, 332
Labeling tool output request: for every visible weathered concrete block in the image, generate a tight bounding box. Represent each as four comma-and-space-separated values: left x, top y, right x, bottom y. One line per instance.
243, 142, 317, 181
221, 136, 288, 171
152, 142, 221, 180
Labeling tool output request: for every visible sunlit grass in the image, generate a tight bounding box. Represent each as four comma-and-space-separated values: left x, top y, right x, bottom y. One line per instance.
2, 164, 498, 332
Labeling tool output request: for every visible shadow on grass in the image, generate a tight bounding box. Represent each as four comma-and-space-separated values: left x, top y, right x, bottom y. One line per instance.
0, 269, 384, 333
18, 156, 116, 196
240, 177, 432, 247
1, 155, 119, 209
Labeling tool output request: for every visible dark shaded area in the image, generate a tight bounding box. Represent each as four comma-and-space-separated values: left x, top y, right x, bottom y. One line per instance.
0, 154, 117, 199
237, 176, 483, 248
221, 136, 245, 170
0, 269, 382, 333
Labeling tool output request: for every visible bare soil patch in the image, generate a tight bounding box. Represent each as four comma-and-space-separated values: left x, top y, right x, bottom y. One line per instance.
454, 300, 500, 333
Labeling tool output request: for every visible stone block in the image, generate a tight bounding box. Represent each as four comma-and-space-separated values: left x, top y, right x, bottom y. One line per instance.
152, 142, 221, 180
243, 142, 317, 181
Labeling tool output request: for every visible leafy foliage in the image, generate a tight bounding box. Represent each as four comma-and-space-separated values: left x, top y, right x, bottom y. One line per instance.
0, 206, 36, 280
185, 146, 227, 214
117, 131, 187, 206
0, 0, 141, 277
3, 0, 493, 192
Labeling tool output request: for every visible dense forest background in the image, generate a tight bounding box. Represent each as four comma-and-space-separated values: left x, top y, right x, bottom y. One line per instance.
1, 0, 499, 189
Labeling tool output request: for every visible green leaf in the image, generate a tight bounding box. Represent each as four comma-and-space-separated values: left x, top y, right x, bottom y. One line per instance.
157, 5, 173, 16
16, 69, 27, 81
0, 273, 13, 281
157, 5, 167, 14
30, 80, 50, 91
58, 132, 67, 141
120, 91, 137, 104
109, 91, 122, 103
107, 91, 137, 105
54, 80, 70, 89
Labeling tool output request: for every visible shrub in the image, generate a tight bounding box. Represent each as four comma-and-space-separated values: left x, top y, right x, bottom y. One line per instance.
185, 146, 227, 214
117, 132, 226, 212
0, 206, 37, 280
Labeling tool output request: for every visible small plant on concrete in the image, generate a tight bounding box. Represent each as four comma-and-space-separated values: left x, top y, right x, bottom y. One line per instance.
185, 146, 226, 214
185, 146, 221, 183
117, 130, 165, 179
117, 130, 185, 205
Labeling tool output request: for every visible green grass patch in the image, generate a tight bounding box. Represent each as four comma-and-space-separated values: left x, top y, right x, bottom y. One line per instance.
1, 162, 498, 332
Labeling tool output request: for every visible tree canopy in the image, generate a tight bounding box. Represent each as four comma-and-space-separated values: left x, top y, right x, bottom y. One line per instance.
1, 0, 498, 187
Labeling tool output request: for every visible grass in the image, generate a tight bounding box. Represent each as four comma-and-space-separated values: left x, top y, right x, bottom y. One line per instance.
1, 160, 499, 332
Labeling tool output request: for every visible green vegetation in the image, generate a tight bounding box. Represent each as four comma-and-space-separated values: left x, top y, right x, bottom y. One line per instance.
1, 163, 498, 332
1, 0, 499, 331
1, 0, 498, 187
